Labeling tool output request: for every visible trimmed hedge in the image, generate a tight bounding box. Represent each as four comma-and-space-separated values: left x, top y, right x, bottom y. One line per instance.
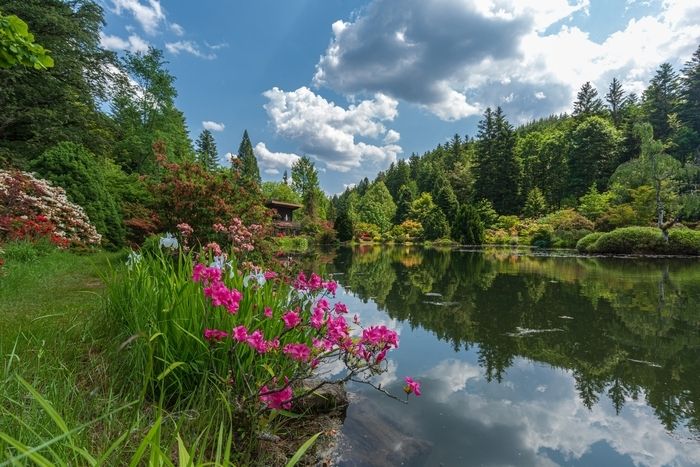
576, 227, 700, 255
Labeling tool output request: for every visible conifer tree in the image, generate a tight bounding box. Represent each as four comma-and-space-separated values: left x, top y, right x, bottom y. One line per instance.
195, 129, 218, 170
605, 78, 625, 127
395, 184, 414, 224
237, 130, 261, 184
680, 44, 700, 135
453, 204, 484, 245
573, 82, 605, 117
643, 63, 679, 140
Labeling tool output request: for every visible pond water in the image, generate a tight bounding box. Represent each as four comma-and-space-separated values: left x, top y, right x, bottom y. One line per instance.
322, 245, 700, 467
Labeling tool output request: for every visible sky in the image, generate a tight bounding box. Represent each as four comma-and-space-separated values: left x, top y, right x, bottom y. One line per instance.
98, 0, 700, 194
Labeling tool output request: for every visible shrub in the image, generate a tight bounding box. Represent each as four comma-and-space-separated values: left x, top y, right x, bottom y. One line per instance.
423, 209, 450, 240
1, 238, 57, 262
315, 225, 337, 245
30, 142, 125, 246
576, 232, 604, 253
523, 188, 548, 218
354, 222, 380, 242
540, 209, 594, 248
334, 212, 353, 242
529, 224, 554, 248
666, 229, 700, 255
586, 227, 665, 254
596, 204, 637, 231
390, 220, 424, 243
485, 228, 511, 245
273, 236, 309, 253
0, 170, 101, 246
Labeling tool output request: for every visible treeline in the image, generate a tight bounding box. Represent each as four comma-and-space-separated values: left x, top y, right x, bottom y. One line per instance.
333, 46, 700, 246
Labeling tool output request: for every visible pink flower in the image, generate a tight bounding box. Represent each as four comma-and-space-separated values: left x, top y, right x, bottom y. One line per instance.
192, 264, 222, 283
294, 271, 308, 290
316, 298, 330, 311
176, 222, 193, 237
324, 280, 338, 295
232, 325, 248, 342
264, 307, 273, 318
308, 273, 323, 290
362, 325, 399, 349
334, 302, 348, 314
203, 328, 228, 341
246, 330, 268, 353
282, 310, 301, 329
266, 337, 280, 351
204, 242, 222, 257
310, 307, 326, 329
264, 271, 277, 280
325, 315, 349, 342
259, 379, 293, 410
203, 281, 242, 314
283, 343, 311, 362
404, 377, 422, 396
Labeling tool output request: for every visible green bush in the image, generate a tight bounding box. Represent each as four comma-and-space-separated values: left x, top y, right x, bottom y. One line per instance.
423, 209, 451, 240
666, 228, 700, 255
30, 142, 125, 247
529, 224, 554, 248
576, 232, 604, 252
1, 239, 57, 262
453, 204, 485, 245
272, 235, 309, 253
589, 227, 664, 254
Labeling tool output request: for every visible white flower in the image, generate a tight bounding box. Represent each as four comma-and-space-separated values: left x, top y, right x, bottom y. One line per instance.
126, 251, 143, 270
159, 233, 179, 249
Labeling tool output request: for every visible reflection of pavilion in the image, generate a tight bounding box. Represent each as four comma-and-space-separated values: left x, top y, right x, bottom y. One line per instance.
265, 200, 303, 234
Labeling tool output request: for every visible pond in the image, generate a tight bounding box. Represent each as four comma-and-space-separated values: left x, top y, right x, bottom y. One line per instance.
321, 245, 700, 467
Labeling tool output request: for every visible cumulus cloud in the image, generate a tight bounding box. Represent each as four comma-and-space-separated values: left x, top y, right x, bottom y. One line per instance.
202, 120, 225, 132
314, 0, 700, 121
170, 22, 185, 36
253, 143, 301, 173
99, 32, 149, 53
262, 86, 402, 172
165, 41, 216, 59
111, 0, 165, 35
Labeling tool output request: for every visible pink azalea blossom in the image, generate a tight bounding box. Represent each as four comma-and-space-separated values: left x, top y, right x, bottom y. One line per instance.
246, 330, 268, 353
259, 379, 293, 410
324, 280, 338, 295
283, 343, 311, 362
308, 273, 323, 289
203, 328, 228, 341
282, 310, 301, 329
264, 307, 273, 318
232, 325, 248, 342
310, 307, 326, 329
404, 377, 422, 396
264, 270, 277, 280
316, 298, 330, 311
334, 302, 348, 314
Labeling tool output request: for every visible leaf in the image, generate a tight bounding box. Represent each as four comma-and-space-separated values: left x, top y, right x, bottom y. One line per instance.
156, 361, 186, 381
285, 431, 322, 467
128, 417, 162, 467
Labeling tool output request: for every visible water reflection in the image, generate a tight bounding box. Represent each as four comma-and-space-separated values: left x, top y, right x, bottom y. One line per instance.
327, 246, 700, 466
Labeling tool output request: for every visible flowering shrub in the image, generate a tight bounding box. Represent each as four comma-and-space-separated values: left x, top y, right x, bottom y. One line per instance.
0, 170, 101, 246
109, 226, 420, 433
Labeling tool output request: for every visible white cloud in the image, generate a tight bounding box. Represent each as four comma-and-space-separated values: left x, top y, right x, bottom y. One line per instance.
165, 41, 216, 60
202, 120, 225, 132
224, 152, 235, 163
170, 22, 184, 36
205, 41, 230, 50
253, 142, 301, 173
314, 0, 700, 121
262, 86, 402, 172
264, 168, 280, 175
99, 32, 149, 53
111, 0, 165, 35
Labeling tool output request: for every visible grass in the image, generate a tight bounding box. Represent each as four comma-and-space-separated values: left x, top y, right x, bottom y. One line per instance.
0, 246, 330, 465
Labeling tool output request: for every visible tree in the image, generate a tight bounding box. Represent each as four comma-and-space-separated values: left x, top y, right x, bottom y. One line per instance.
0, 10, 53, 69
334, 211, 353, 242
409, 192, 437, 223
567, 116, 620, 198
434, 176, 459, 221
261, 181, 301, 204
237, 130, 260, 184
195, 129, 218, 171
573, 82, 605, 117
577, 183, 613, 221
0, 0, 114, 164
523, 188, 548, 218
111, 47, 193, 173
423, 208, 450, 240
291, 155, 322, 219
474, 107, 522, 213
680, 44, 700, 134
605, 78, 625, 127
356, 181, 396, 233
453, 204, 484, 245
643, 63, 679, 140
395, 184, 415, 224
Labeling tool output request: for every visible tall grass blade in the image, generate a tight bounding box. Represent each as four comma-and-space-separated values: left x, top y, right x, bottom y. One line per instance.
285, 431, 322, 467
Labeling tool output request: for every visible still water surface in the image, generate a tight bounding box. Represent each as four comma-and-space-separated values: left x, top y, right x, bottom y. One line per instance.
322, 246, 700, 467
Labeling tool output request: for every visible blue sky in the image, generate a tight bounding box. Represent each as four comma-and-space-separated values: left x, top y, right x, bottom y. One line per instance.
99, 0, 700, 194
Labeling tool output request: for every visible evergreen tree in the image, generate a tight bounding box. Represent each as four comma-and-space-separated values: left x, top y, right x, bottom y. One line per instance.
334, 211, 353, 242
523, 188, 548, 218
474, 107, 522, 213
453, 204, 485, 245
237, 130, 261, 184
435, 181, 459, 222
395, 184, 415, 224
567, 116, 620, 198
195, 129, 218, 170
282, 169, 289, 185
573, 82, 605, 117
680, 44, 700, 135
643, 62, 679, 140
423, 208, 450, 240
605, 78, 625, 127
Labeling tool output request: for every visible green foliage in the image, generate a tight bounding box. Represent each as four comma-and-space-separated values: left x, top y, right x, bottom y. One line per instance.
453, 204, 484, 245
576, 232, 604, 252
356, 181, 396, 233
30, 142, 125, 246
523, 187, 548, 218
529, 224, 554, 248
334, 211, 353, 242
0, 10, 53, 69
680, 44, 700, 135
409, 192, 437, 223
578, 184, 613, 221
423, 208, 451, 240
539, 209, 594, 247
573, 81, 605, 117
579, 226, 700, 255
475, 199, 499, 229
389, 220, 424, 242
643, 62, 679, 140
1, 238, 56, 261
236, 130, 260, 185
195, 129, 219, 171
262, 181, 302, 204
596, 204, 637, 232
291, 156, 322, 219
434, 178, 459, 221
353, 222, 381, 241
272, 235, 309, 253
568, 116, 621, 198
394, 184, 415, 224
